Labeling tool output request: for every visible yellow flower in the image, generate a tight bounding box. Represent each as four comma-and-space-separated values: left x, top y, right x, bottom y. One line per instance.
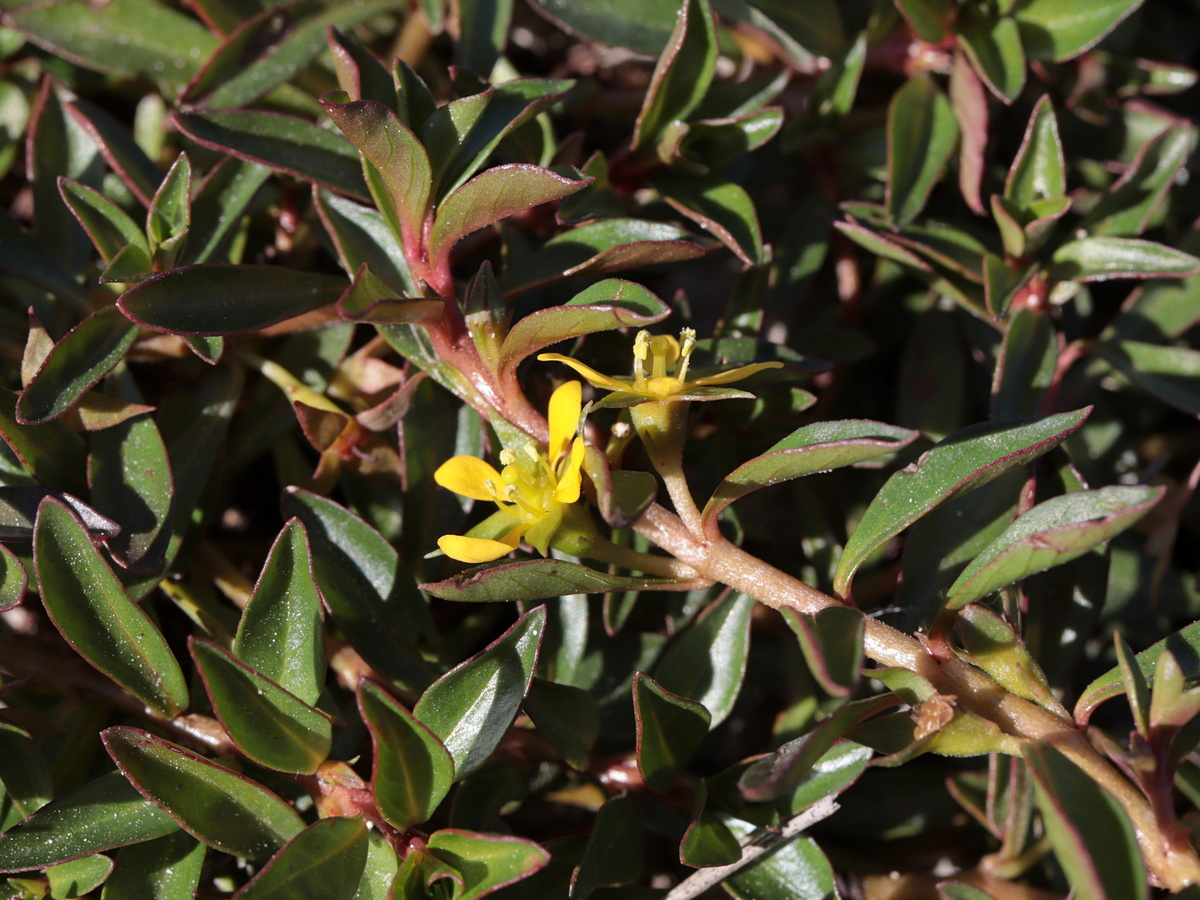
435, 381, 586, 564
538, 328, 783, 406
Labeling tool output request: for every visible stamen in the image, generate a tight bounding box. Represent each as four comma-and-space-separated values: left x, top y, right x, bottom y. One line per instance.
483, 478, 500, 500
523, 443, 541, 463
677, 328, 697, 382
499, 448, 517, 466
633, 331, 650, 386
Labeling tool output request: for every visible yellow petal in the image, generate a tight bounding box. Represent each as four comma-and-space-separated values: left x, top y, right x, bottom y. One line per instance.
438, 533, 519, 564
537, 354, 633, 394
434, 455, 503, 501
554, 437, 585, 503
692, 361, 784, 386
547, 380, 582, 464
524, 503, 563, 555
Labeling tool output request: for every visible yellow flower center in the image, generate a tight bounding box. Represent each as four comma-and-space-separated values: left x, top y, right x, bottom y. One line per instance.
632, 328, 697, 398
486, 443, 564, 524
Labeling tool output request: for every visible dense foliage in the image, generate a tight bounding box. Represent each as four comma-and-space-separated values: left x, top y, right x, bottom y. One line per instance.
1, 0, 1200, 897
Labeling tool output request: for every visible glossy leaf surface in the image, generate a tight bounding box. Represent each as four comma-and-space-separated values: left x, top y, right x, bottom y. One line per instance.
234, 817, 368, 900
634, 672, 710, 792
421, 559, 673, 603
426, 830, 549, 900
633, 0, 717, 150
100, 831, 204, 900
887, 73, 959, 227
1014, 0, 1144, 61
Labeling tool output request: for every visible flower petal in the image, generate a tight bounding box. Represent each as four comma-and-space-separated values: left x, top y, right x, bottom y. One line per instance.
438, 533, 520, 564
547, 380, 582, 464
524, 503, 563, 555
538, 353, 633, 394
692, 361, 784, 386
554, 437, 585, 503
434, 455, 503, 501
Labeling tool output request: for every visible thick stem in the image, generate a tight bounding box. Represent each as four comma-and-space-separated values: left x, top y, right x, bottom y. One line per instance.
632, 502, 1200, 890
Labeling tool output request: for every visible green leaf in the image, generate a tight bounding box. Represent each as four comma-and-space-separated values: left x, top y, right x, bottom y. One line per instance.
17, 307, 139, 425
527, 0, 680, 55
1075, 620, 1200, 724
426, 830, 549, 900
321, 95, 431, 252
103, 727, 304, 862
457, 0, 513, 78
46, 853, 112, 898
886, 73, 959, 227
414, 607, 544, 779
8, 0, 217, 85
789, 606, 865, 697
653, 591, 753, 728
282, 488, 434, 691
0, 388, 88, 497
1025, 743, 1147, 900
499, 219, 707, 298
501, 278, 669, 370
184, 158, 270, 266
1005, 95, 1065, 208
33, 497, 188, 716
0, 722, 52, 826
421, 559, 674, 603
705, 419, 918, 521
420, 89, 493, 200
89, 409, 173, 573
101, 831, 204, 900
315, 189, 415, 296
742, 0, 844, 57
522, 678, 599, 771
658, 174, 763, 265
146, 153, 190, 256
938, 884, 1000, 900
428, 164, 591, 273
58, 178, 150, 265
175, 110, 368, 200
1048, 237, 1200, 283
946, 485, 1162, 610
954, 605, 1062, 711
895, 0, 951, 40
570, 797, 643, 899
633, 0, 717, 151
1081, 125, 1191, 237
358, 680, 454, 830
680, 804, 740, 868
634, 672, 710, 793
0, 544, 26, 612
119, 265, 347, 336
1013, 0, 1144, 62
235, 817, 368, 900
992, 308, 1057, 419
958, 4, 1026, 103
191, 639, 332, 775
0, 771, 178, 872
352, 830, 398, 900
1114, 634, 1151, 738
724, 831, 837, 900
233, 519, 325, 706
183, 0, 395, 111
0, 208, 92, 312
834, 408, 1090, 597
784, 740, 872, 814
67, 99, 163, 208
1093, 340, 1200, 416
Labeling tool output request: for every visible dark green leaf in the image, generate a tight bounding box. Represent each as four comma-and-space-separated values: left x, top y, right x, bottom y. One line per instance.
958, 5, 1026, 103
658, 174, 763, 265
570, 797, 643, 899
705, 419, 918, 521
939, 883, 1000, 900
1025, 743, 1147, 900
428, 164, 591, 273
680, 803, 741, 868
1014, 0, 1144, 62
103, 727, 304, 862
0, 722, 51, 826
352, 830, 398, 900
0, 208, 92, 312
421, 559, 674, 603
146, 154, 190, 259
58, 179, 149, 264
502, 278, 669, 369
894, 0, 951, 42
282, 488, 434, 691
499, 219, 707, 298
992, 308, 1057, 418
834, 408, 1089, 597
414, 607, 544, 779
0, 389, 88, 497
234, 817, 368, 900
886, 73, 959, 227
1093, 340, 1200, 416
420, 89, 493, 200
954, 605, 1062, 711
785, 740, 872, 814
0, 488, 118, 543
119, 265, 346, 336
101, 831, 204, 900
0, 545, 25, 612
34, 498, 188, 716
8, 0, 217, 85
0, 772, 178, 872
1114, 634, 1151, 738
315, 189, 415, 296
523, 678, 599, 771
742, 0, 844, 57
184, 158, 271, 266
527, 0, 680, 55
946, 485, 1163, 609
232, 519, 325, 706
1075, 620, 1200, 724
790, 606, 865, 697
457, 0, 512, 77
1081, 126, 1191, 237
633, 0, 717, 151
67, 99, 163, 208
426, 830, 549, 900
634, 672, 710, 792
1005, 95, 1065, 208
46, 853, 112, 898
175, 111, 367, 199
1049, 237, 1200, 283
358, 680, 454, 830
192, 639, 332, 775
653, 591, 753, 727
724, 832, 836, 900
